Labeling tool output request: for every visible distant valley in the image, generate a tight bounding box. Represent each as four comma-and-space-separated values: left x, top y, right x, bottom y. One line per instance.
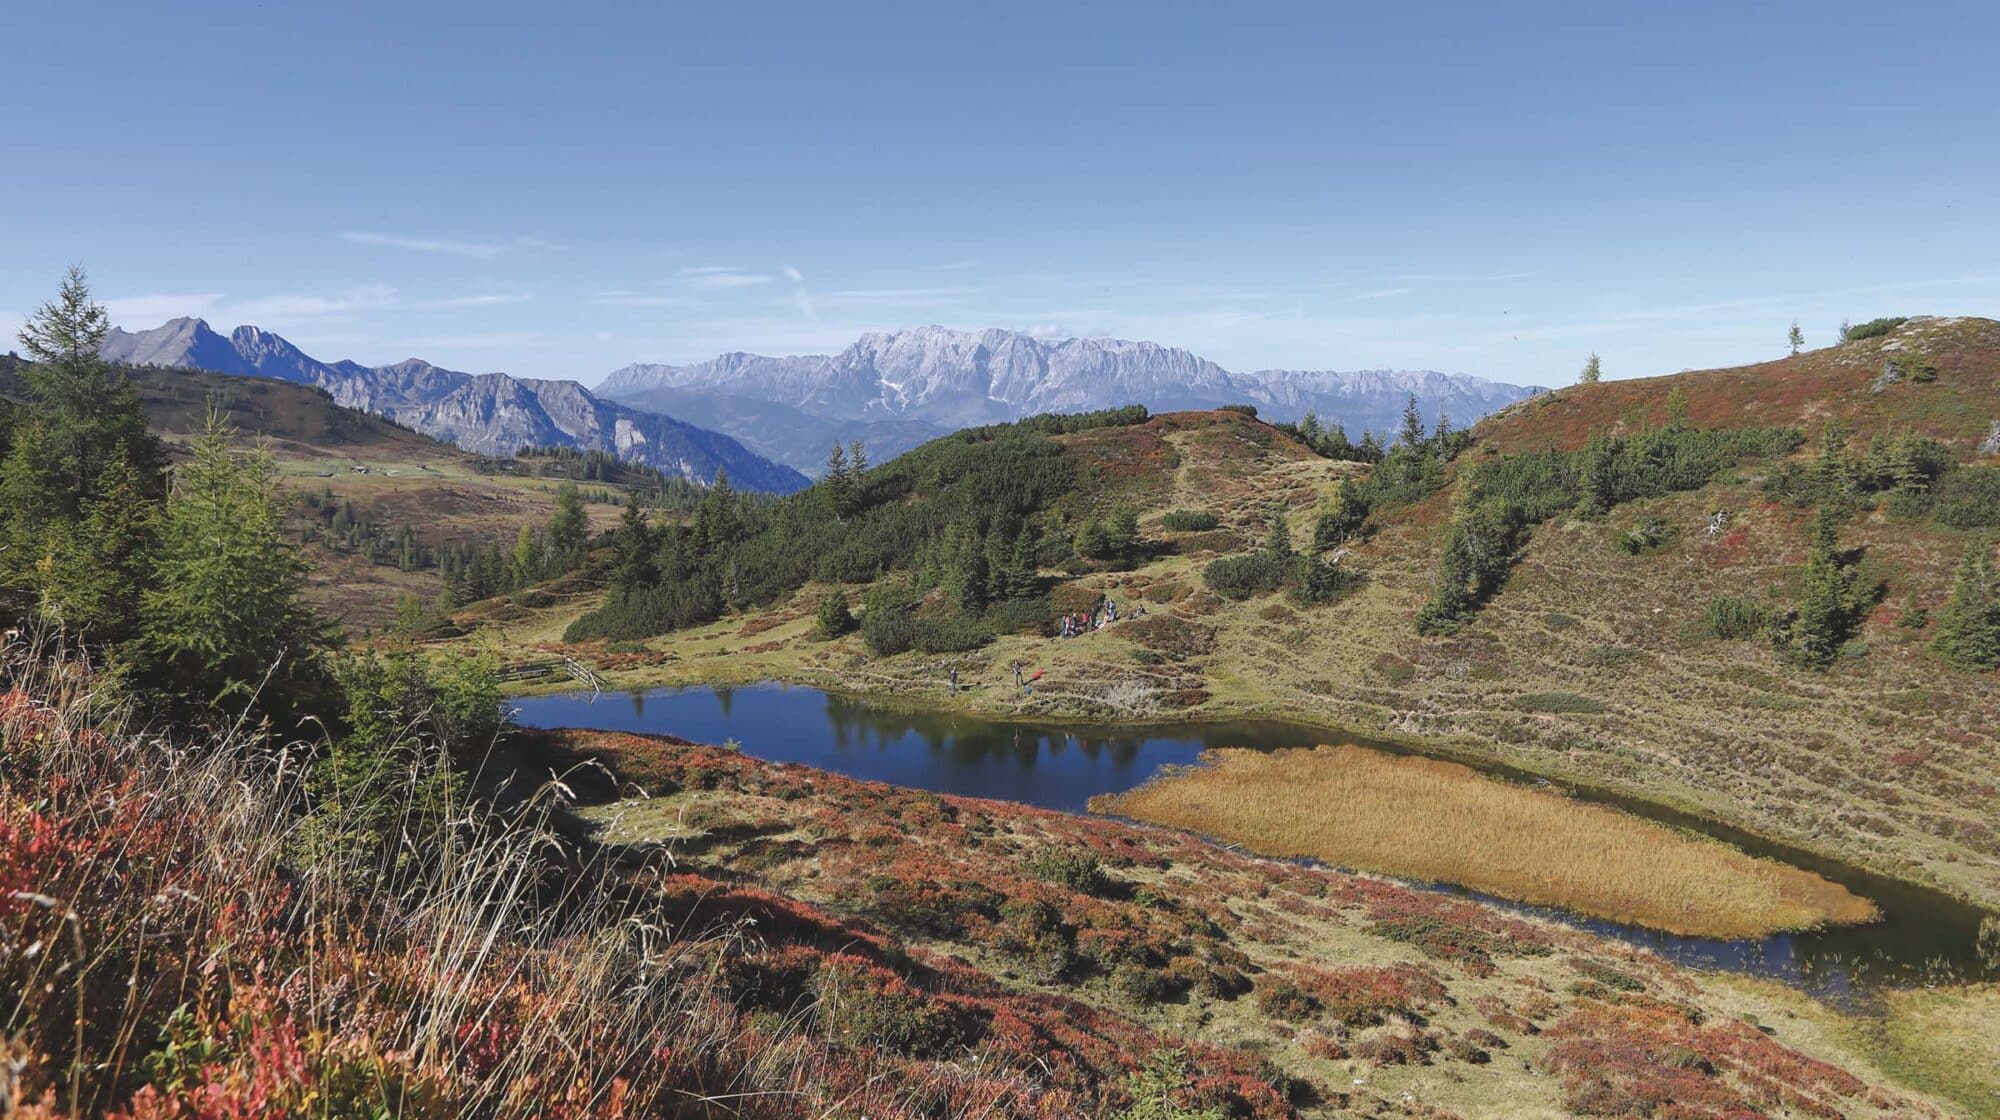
598, 325, 1545, 473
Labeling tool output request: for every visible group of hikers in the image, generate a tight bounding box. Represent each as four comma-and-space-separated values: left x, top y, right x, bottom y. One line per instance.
1057, 596, 1144, 638
936, 597, 1151, 698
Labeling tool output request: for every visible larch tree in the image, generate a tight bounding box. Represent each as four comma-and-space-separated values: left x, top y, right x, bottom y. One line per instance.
1788, 321, 1805, 355
1578, 352, 1603, 385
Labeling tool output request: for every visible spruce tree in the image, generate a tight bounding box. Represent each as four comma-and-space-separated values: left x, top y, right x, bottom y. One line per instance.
1934, 545, 2000, 670
1314, 477, 1368, 548
136, 412, 330, 726
1573, 432, 1616, 518
609, 492, 659, 591
550, 482, 588, 553
1787, 507, 1870, 669
824, 441, 851, 513
2, 267, 164, 524
1396, 394, 1427, 450
815, 591, 857, 638
1788, 321, 1805, 356
41, 449, 158, 644
1107, 505, 1141, 565
1262, 513, 1293, 558
1, 268, 166, 618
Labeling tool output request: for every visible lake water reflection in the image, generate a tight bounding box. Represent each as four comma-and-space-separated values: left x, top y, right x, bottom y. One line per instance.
509, 681, 1996, 1000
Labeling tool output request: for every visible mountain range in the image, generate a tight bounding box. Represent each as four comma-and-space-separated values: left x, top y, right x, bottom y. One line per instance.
598, 326, 1544, 473
100, 318, 811, 493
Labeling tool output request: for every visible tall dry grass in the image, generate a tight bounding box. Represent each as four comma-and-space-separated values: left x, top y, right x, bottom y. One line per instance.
1095, 744, 1878, 939
0, 635, 1021, 1119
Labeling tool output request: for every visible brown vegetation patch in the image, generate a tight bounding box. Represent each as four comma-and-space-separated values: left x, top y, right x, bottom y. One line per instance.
1096, 744, 1877, 939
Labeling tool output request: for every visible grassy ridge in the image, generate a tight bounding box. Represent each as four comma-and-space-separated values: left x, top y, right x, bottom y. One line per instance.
1093, 743, 1878, 939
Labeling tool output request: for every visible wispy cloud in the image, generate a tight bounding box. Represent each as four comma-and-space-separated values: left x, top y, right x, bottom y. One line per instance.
782, 265, 818, 321
230, 285, 399, 321
391, 330, 548, 351
1394, 271, 1537, 282
591, 291, 686, 308
928, 259, 978, 272
102, 286, 397, 328
1349, 287, 1416, 301
412, 293, 535, 309
341, 231, 512, 258
821, 287, 974, 310
104, 292, 226, 324
677, 266, 773, 289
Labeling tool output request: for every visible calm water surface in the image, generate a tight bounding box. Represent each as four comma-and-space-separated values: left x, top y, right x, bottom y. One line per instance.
510, 682, 1995, 1002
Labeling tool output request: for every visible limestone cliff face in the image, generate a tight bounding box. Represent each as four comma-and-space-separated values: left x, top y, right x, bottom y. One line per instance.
598, 325, 1543, 470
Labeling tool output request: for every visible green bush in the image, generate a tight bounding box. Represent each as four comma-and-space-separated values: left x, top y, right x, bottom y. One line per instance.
1288, 556, 1362, 606
1416, 500, 1526, 635
564, 575, 723, 641
1842, 316, 1908, 341
814, 592, 857, 638
1931, 466, 2000, 528
1512, 692, 1607, 714
1218, 403, 1259, 417
987, 595, 1053, 634
1477, 424, 1801, 522
910, 612, 994, 653
1160, 509, 1220, 532
1024, 846, 1113, 895
1701, 597, 1769, 640
1202, 552, 1289, 600
1617, 517, 1671, 555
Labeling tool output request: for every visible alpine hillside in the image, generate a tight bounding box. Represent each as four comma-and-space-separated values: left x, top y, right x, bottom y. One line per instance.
100, 317, 810, 493
598, 325, 1542, 474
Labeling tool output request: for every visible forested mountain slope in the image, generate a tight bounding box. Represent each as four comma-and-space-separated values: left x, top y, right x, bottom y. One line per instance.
476, 317, 2000, 914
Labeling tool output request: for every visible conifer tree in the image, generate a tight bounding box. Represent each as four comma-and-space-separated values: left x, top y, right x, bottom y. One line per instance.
1786, 507, 1871, 669
137, 412, 330, 725
815, 591, 857, 638
42, 449, 158, 643
1314, 477, 1369, 548
1262, 512, 1293, 558
1573, 432, 1616, 518
1578, 351, 1602, 385
1107, 505, 1141, 565
848, 440, 868, 478
1, 268, 166, 618
694, 466, 739, 552
550, 482, 588, 553
1396, 394, 1427, 450
1, 267, 164, 526
1788, 321, 1805, 355
824, 441, 851, 513
1934, 544, 2000, 670
609, 492, 659, 591
512, 524, 540, 586
1074, 517, 1111, 562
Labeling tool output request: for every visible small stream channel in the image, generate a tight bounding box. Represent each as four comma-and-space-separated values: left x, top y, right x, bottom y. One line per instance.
508, 681, 1995, 1002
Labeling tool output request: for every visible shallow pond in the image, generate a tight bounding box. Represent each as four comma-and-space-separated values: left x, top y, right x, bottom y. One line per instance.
509, 682, 1995, 1001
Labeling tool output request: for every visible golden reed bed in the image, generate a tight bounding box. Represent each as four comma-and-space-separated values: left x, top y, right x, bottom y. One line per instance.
1093, 744, 1878, 939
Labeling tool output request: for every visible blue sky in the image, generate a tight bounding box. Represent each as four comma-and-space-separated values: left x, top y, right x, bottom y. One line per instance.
4, 1, 1996, 387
